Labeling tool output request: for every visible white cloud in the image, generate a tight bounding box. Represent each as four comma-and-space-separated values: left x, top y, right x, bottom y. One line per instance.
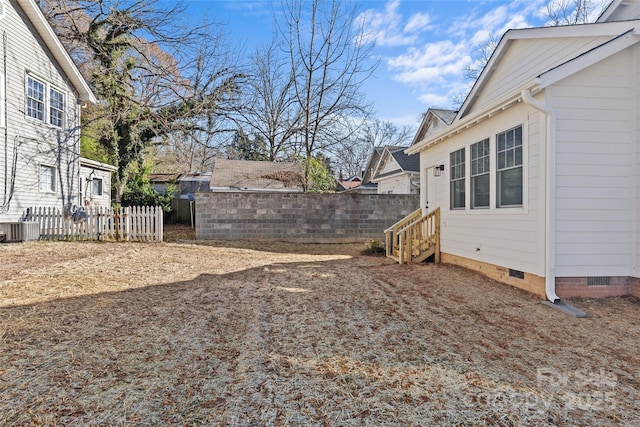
471, 30, 490, 46
357, 0, 433, 47
404, 12, 432, 34
377, 0, 608, 112
387, 41, 472, 85
417, 93, 450, 108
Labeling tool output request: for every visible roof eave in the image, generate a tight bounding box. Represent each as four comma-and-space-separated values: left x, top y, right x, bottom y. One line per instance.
456, 20, 640, 121
406, 82, 540, 155
17, 0, 97, 104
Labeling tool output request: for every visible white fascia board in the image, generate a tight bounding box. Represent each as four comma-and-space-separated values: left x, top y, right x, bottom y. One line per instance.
16, 0, 97, 104
597, 0, 624, 22
455, 20, 640, 121
372, 147, 393, 178
538, 29, 639, 88
406, 82, 539, 155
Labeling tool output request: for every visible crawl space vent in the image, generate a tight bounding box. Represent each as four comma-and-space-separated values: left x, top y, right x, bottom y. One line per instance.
587, 277, 611, 287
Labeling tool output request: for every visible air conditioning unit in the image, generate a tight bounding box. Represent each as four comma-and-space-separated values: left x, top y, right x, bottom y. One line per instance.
0, 222, 40, 242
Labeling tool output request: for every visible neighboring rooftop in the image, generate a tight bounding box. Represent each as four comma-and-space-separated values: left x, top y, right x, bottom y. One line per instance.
210, 159, 304, 192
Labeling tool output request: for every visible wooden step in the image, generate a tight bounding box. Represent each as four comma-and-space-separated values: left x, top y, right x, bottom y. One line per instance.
411, 244, 436, 264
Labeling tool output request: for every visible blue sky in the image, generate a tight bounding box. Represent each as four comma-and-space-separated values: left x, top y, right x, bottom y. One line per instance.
179, 0, 610, 129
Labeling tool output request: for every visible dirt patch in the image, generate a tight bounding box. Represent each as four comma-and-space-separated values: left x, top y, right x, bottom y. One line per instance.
1, 241, 638, 425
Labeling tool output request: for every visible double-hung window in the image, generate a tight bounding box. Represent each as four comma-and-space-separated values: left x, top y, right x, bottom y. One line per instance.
39, 165, 56, 193
27, 76, 45, 122
49, 88, 65, 128
496, 126, 523, 207
26, 75, 65, 128
450, 148, 465, 209
471, 138, 490, 208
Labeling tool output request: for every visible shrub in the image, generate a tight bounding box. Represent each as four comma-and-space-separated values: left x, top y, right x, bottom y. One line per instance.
365, 239, 385, 255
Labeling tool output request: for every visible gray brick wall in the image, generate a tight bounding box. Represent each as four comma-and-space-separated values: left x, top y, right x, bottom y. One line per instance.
195, 192, 419, 242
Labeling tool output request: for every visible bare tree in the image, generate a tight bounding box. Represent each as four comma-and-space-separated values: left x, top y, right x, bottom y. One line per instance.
280, 0, 377, 190
455, 0, 608, 109
463, 33, 501, 81
331, 119, 414, 178
543, 0, 608, 25
235, 40, 301, 161
39, 0, 243, 200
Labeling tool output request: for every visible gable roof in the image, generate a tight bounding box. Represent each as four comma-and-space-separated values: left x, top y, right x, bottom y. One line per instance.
362, 146, 403, 183
410, 108, 457, 147
457, 20, 638, 121
407, 20, 640, 155
597, 0, 640, 22
372, 146, 419, 182
210, 159, 304, 192
391, 148, 420, 173
16, 0, 96, 104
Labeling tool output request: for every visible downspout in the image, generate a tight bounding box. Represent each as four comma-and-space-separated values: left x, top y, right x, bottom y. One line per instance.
3, 31, 7, 207
521, 89, 560, 302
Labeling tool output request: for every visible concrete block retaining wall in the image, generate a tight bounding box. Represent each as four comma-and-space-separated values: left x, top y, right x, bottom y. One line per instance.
195, 192, 419, 242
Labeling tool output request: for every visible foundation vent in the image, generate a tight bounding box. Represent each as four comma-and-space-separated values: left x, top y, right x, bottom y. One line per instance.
509, 269, 525, 279
587, 276, 611, 287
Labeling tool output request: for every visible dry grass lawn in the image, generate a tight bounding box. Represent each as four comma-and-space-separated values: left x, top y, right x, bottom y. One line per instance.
1, 233, 639, 426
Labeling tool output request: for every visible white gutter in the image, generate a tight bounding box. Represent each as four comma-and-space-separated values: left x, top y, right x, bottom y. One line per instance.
407, 85, 537, 155
521, 89, 559, 302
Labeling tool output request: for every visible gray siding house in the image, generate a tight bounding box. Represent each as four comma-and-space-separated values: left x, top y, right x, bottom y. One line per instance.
0, 0, 96, 221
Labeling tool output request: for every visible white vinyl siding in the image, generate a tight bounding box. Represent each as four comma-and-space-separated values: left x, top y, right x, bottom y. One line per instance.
469, 36, 612, 115
377, 175, 408, 194
79, 162, 114, 208
471, 139, 490, 209
636, 43, 640, 278
552, 47, 635, 277
0, 72, 4, 128
0, 1, 82, 220
420, 103, 544, 277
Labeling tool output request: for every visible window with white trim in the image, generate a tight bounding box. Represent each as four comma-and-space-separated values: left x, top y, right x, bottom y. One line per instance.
450, 148, 465, 210
26, 75, 65, 128
471, 138, 490, 209
496, 126, 523, 207
92, 177, 103, 196
27, 76, 45, 121
49, 88, 65, 128
39, 165, 56, 193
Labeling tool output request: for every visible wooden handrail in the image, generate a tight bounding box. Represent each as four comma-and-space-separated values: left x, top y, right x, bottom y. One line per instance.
384, 208, 422, 257
383, 208, 422, 233
385, 208, 440, 264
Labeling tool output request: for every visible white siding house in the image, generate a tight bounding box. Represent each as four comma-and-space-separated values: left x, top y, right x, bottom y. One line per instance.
407, 0, 640, 300
79, 158, 116, 209
370, 146, 420, 195
0, 0, 96, 222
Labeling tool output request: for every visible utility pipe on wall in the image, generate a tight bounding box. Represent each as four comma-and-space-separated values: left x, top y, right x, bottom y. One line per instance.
521, 89, 560, 302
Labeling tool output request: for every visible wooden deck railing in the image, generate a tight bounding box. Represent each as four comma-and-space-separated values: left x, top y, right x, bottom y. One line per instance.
384, 208, 440, 264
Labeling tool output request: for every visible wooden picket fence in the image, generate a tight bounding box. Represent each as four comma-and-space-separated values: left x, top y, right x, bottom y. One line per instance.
25, 206, 163, 242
